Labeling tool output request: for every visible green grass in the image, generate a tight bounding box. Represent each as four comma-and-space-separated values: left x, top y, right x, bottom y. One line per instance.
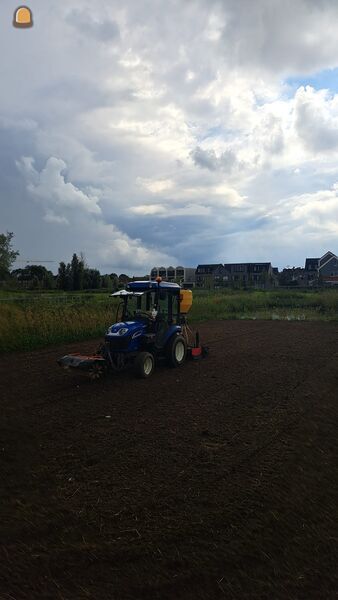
0, 288, 338, 353
189, 288, 338, 322
0, 299, 118, 352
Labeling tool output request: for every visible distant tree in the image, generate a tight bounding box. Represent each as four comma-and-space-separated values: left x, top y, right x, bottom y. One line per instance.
79, 251, 88, 269
57, 261, 72, 291
70, 253, 84, 291
42, 270, 55, 289
11, 264, 54, 289
109, 273, 119, 291
30, 265, 54, 289
84, 268, 101, 289
0, 232, 19, 279
65, 263, 72, 290
119, 273, 130, 283
57, 262, 67, 290
101, 274, 112, 289
32, 275, 39, 289
11, 268, 23, 280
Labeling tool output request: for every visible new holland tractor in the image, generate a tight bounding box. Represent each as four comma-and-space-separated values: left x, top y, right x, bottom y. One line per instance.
58, 278, 206, 379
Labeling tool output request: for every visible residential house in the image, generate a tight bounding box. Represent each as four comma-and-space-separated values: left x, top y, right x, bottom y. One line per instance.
150, 266, 196, 286
195, 262, 277, 289
224, 262, 276, 288
304, 257, 320, 286
195, 264, 223, 288
213, 265, 231, 288
318, 251, 338, 284
304, 251, 338, 285
279, 267, 305, 286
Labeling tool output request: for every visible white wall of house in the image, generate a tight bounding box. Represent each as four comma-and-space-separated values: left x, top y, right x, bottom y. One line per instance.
150, 266, 196, 284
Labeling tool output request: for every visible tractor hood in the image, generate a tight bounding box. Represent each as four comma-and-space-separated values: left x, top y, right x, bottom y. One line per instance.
106, 320, 147, 338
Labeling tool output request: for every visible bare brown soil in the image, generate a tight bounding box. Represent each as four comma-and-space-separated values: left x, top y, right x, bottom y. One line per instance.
1, 320, 338, 600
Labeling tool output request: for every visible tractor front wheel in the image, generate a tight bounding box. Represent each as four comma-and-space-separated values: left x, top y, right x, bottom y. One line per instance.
134, 352, 155, 378
166, 335, 187, 368
88, 361, 106, 381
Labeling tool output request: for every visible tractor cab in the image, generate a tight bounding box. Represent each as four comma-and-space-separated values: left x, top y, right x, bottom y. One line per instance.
112, 280, 183, 325
107, 281, 184, 352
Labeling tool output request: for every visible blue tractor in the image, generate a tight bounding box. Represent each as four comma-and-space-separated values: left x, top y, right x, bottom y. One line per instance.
58, 279, 205, 379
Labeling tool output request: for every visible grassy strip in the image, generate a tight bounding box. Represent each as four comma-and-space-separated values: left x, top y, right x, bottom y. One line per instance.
0, 301, 118, 352
0, 289, 338, 353
189, 289, 338, 322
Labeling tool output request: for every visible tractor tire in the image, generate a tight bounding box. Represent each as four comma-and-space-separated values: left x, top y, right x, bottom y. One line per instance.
134, 352, 155, 379
166, 335, 187, 368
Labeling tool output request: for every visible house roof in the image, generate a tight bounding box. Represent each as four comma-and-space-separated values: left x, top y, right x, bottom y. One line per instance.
196, 263, 223, 267
196, 263, 223, 271
224, 262, 271, 265
224, 262, 271, 268
318, 251, 338, 270
319, 250, 335, 263
305, 258, 319, 270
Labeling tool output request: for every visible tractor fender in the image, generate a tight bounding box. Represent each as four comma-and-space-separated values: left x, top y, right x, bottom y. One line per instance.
162, 325, 182, 346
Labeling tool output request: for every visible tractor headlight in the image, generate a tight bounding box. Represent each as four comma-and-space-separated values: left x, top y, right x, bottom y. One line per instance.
118, 328, 128, 336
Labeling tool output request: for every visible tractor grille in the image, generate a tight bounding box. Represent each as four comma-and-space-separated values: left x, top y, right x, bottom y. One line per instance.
106, 336, 131, 351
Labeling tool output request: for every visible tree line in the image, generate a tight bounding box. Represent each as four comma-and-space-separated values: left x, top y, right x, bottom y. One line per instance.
56, 253, 120, 291
0, 232, 131, 291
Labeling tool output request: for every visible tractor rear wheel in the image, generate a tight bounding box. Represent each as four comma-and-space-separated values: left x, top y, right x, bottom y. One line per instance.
134, 352, 155, 378
166, 335, 187, 368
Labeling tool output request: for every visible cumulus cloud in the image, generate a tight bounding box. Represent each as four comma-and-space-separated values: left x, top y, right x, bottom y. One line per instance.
290, 184, 338, 233
15, 154, 177, 271
294, 86, 338, 152
82, 217, 177, 271
16, 156, 102, 218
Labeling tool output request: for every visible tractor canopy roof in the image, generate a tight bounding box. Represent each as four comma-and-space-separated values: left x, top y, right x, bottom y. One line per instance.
127, 280, 181, 292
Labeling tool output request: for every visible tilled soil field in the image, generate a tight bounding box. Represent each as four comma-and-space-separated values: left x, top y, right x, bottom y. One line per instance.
1, 320, 338, 600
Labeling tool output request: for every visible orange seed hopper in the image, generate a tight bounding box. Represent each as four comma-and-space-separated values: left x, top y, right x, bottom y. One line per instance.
179, 289, 192, 314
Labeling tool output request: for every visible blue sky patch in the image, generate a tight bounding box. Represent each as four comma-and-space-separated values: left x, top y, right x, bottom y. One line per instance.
285, 67, 338, 95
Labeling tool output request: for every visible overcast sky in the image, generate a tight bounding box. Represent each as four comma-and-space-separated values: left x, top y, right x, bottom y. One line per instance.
2, 0, 338, 274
